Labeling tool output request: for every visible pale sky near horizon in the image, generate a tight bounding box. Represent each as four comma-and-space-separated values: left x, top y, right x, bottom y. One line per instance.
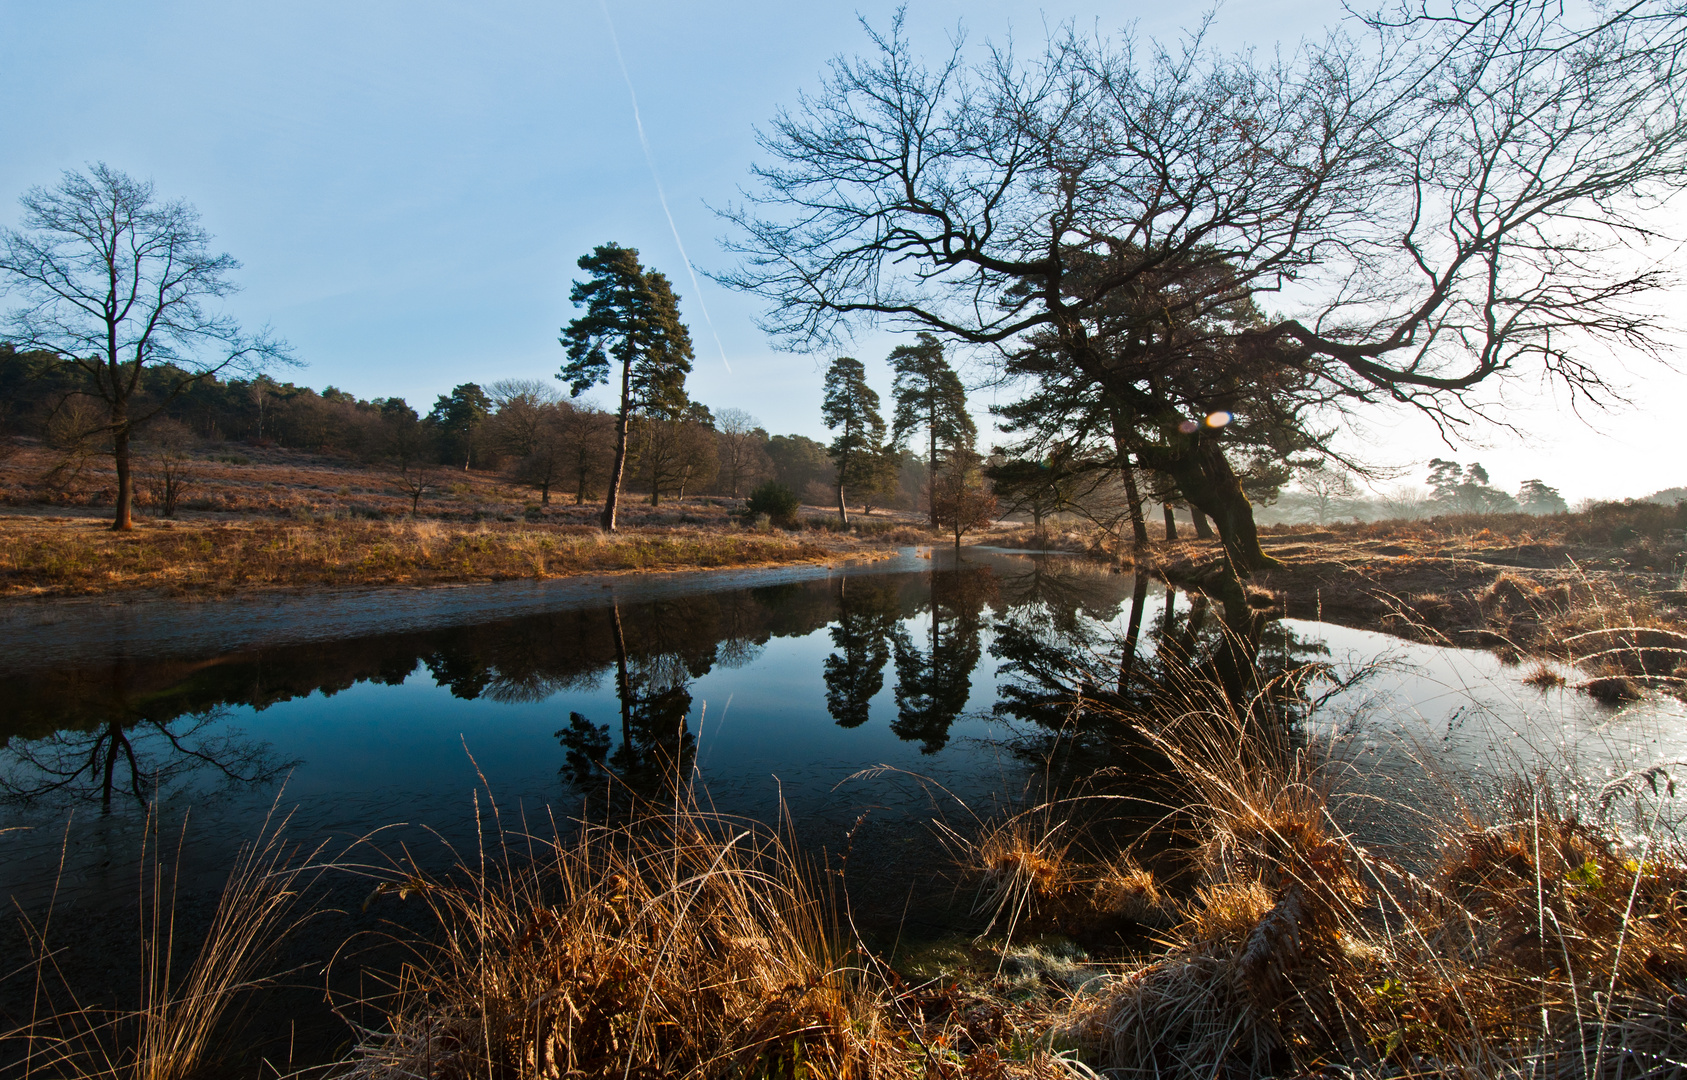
2, 0, 1684, 505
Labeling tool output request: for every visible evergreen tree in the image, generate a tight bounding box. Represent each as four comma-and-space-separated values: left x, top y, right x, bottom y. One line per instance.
429, 382, 491, 469
559, 243, 694, 531
820, 356, 890, 525
1516, 479, 1568, 515
888, 333, 975, 526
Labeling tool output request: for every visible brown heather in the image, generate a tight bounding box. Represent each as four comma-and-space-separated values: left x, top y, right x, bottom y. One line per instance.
0, 518, 861, 597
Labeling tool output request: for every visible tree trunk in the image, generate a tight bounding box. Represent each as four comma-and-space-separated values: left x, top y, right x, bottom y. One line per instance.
540, 482, 550, 506
612, 600, 632, 750
837, 480, 850, 526
1141, 440, 1274, 575
602, 361, 632, 532
1106, 410, 1149, 550
1120, 465, 1149, 550
927, 412, 939, 528
1191, 506, 1214, 539
111, 409, 134, 531
1163, 503, 1178, 541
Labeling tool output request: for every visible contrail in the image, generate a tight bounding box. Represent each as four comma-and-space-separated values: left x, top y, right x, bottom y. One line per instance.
598, 0, 732, 376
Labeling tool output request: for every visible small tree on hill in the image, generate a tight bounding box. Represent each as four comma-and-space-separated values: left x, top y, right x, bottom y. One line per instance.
1297, 463, 1360, 524
932, 447, 997, 549
560, 243, 694, 532
139, 418, 197, 517
715, 407, 771, 499
430, 382, 491, 469
821, 356, 890, 525
379, 397, 439, 516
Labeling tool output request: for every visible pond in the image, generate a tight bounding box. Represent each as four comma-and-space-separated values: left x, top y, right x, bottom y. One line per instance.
1, 546, 1681, 1061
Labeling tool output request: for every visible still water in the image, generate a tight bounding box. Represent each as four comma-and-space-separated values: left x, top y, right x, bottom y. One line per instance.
1, 546, 1681, 924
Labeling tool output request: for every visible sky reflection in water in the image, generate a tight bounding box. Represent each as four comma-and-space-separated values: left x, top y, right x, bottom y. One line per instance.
0, 548, 1680, 914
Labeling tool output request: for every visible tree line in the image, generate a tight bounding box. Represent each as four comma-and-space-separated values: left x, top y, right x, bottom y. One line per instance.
0, 338, 927, 515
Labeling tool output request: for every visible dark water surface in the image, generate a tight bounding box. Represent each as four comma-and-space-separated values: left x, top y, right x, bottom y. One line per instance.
4, 546, 1682, 906
0, 549, 1136, 919
2, 545, 1682, 1065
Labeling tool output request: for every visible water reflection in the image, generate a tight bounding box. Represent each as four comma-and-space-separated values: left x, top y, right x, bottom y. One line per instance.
989, 561, 1331, 739
0, 553, 1337, 816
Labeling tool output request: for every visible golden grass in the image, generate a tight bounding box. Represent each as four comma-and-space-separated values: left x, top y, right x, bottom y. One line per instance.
1049, 696, 1687, 1079
333, 783, 1089, 1080
0, 518, 861, 597
6, 806, 323, 1080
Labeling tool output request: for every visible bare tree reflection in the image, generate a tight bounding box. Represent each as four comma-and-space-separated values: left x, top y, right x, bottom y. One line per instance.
0, 707, 287, 814
991, 569, 1332, 741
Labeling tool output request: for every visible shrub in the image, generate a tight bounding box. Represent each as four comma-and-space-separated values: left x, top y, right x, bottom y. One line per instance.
744, 481, 800, 529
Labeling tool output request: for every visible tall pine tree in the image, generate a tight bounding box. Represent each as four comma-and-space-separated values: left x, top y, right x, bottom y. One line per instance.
559, 243, 694, 531
820, 356, 890, 525
888, 333, 975, 526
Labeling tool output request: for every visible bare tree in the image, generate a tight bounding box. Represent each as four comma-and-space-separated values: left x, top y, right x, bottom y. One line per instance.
139, 417, 198, 517
720, 4, 1687, 576
379, 399, 439, 516
485, 378, 563, 460
715, 407, 771, 499
1296, 463, 1359, 525
560, 404, 616, 504
0, 164, 292, 529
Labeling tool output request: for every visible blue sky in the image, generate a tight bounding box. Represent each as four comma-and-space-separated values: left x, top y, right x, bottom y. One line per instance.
3, 0, 1683, 502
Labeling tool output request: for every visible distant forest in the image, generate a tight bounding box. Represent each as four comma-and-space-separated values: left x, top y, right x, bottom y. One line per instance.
0, 343, 929, 510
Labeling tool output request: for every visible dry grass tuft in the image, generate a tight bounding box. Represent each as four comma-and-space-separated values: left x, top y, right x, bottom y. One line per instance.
335, 788, 900, 1080
1522, 663, 1567, 688
1055, 695, 1687, 1079
5, 807, 323, 1080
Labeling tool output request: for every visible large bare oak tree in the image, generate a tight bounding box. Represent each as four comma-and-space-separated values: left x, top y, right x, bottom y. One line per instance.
719, 1, 1687, 575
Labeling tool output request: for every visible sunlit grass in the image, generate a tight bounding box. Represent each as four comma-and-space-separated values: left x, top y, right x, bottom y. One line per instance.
0, 518, 857, 597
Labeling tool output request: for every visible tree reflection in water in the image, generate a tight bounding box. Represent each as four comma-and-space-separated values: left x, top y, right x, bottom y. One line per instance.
991, 556, 1331, 740
557, 599, 697, 796
823, 579, 899, 729
889, 568, 997, 753
0, 652, 289, 814
0, 553, 1337, 817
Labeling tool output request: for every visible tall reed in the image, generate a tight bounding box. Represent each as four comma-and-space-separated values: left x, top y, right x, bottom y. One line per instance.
4, 805, 323, 1080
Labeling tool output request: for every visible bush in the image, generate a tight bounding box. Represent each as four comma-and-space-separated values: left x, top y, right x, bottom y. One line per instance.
744, 481, 800, 528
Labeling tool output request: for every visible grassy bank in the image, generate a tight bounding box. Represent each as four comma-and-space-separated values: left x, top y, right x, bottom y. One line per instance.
0, 517, 879, 598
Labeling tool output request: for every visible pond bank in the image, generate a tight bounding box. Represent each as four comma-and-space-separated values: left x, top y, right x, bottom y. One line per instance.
0, 514, 900, 599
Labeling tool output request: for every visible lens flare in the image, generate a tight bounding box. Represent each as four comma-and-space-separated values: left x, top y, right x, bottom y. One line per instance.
1205, 411, 1232, 428
1178, 419, 1200, 434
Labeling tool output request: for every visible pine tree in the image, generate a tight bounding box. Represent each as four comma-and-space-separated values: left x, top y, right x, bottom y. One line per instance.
428, 382, 491, 469
888, 333, 976, 526
820, 356, 889, 525
559, 243, 694, 531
